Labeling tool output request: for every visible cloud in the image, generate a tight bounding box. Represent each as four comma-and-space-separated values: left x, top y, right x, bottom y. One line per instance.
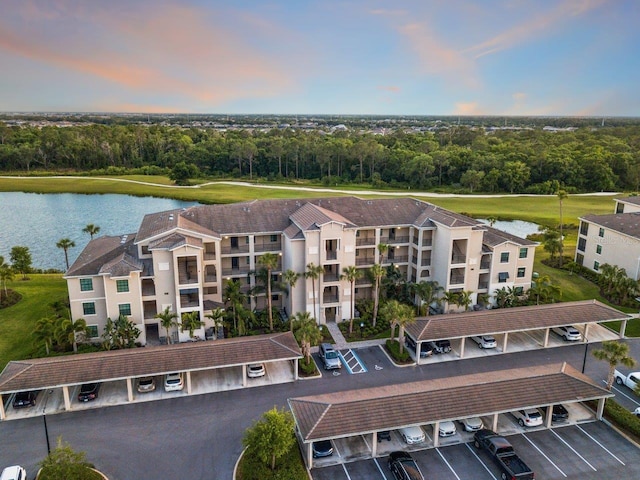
454, 102, 482, 115
464, 0, 609, 58
378, 85, 401, 93
0, 0, 304, 108
369, 9, 407, 17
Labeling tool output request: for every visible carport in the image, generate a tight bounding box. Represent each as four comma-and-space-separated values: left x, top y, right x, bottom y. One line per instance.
288, 362, 612, 468
0, 331, 301, 420
405, 300, 628, 362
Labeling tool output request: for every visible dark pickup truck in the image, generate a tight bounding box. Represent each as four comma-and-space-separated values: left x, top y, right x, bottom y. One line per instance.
473, 429, 534, 480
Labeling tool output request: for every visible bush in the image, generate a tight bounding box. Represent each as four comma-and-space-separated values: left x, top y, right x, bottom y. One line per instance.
589, 398, 640, 443
38, 437, 102, 480
385, 339, 412, 363
298, 357, 318, 376
237, 443, 307, 480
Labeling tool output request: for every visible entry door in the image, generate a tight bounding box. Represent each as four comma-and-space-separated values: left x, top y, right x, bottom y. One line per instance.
231, 237, 239, 249
232, 257, 239, 270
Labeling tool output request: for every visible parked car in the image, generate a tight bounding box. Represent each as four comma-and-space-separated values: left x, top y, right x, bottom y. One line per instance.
512, 408, 543, 427
552, 325, 581, 341
388, 451, 425, 480
405, 336, 433, 357
164, 372, 184, 392
398, 426, 425, 444
439, 420, 457, 437
459, 417, 483, 432
377, 430, 392, 442
12, 391, 37, 408
548, 404, 569, 423
247, 363, 266, 378
0, 466, 26, 480
320, 343, 342, 370
473, 429, 535, 480
312, 440, 334, 458
77, 383, 100, 402
136, 376, 156, 393
428, 339, 452, 354
470, 335, 497, 349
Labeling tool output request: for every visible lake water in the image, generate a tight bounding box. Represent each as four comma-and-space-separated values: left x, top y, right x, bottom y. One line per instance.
478, 219, 541, 238
0, 192, 198, 270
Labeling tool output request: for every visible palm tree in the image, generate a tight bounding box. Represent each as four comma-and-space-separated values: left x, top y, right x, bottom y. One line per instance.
56, 238, 76, 270
593, 341, 636, 391
180, 311, 204, 338
557, 189, 567, 267
305, 263, 324, 323
370, 263, 386, 327
34, 316, 55, 355
154, 306, 178, 344
292, 311, 323, 364
381, 300, 415, 355
258, 252, 280, 332
380, 299, 402, 342
442, 291, 459, 313
55, 317, 88, 353
527, 274, 561, 305
413, 280, 442, 315
82, 223, 101, 240
340, 265, 361, 335
456, 290, 473, 311
0, 258, 14, 300
205, 307, 225, 339
282, 269, 300, 330
377, 243, 390, 264
224, 279, 246, 334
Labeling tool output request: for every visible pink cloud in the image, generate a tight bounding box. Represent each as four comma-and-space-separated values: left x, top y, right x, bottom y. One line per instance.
378, 85, 401, 93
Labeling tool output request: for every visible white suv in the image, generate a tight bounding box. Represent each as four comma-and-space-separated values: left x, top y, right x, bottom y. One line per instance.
512, 408, 543, 427
398, 426, 425, 444
552, 325, 581, 341
470, 335, 497, 349
0, 466, 26, 480
164, 372, 184, 392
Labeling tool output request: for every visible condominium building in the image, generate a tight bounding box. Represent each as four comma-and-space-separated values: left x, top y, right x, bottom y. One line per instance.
65, 197, 536, 344
575, 196, 640, 279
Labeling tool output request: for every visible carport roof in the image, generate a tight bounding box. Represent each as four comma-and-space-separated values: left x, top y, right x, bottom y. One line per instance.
288, 362, 612, 442
405, 299, 627, 342
0, 332, 301, 394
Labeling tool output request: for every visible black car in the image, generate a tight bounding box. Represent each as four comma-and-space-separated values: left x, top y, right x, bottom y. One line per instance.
388, 451, 424, 480
77, 383, 100, 402
551, 404, 569, 423
428, 339, 452, 354
312, 440, 334, 458
405, 337, 433, 357
13, 391, 37, 408
378, 430, 392, 442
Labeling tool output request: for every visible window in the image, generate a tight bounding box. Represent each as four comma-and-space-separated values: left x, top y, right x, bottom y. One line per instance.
577, 237, 586, 252
270, 234, 277, 242
593, 261, 600, 271
576, 253, 584, 265
514, 286, 524, 295
116, 279, 129, 293
519, 248, 527, 259
86, 325, 99, 338
79, 278, 93, 291
596, 244, 602, 254
599, 227, 605, 238
498, 272, 509, 283
517, 267, 526, 278
500, 252, 509, 263
82, 302, 96, 315
141, 245, 150, 255
119, 303, 132, 316
580, 222, 589, 235
616, 203, 624, 214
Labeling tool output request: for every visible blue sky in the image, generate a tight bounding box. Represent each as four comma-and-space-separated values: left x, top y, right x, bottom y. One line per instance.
0, 0, 638, 116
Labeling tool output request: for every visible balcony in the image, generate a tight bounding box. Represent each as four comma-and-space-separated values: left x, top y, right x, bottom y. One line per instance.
478, 281, 489, 290
380, 235, 410, 245
356, 237, 376, 246
221, 244, 251, 255
480, 261, 491, 270
323, 272, 340, 282
325, 250, 337, 261
179, 289, 200, 308
254, 241, 281, 253
451, 254, 466, 264
388, 255, 409, 263
141, 279, 155, 297
421, 258, 431, 267
356, 257, 375, 266
222, 266, 252, 276
323, 294, 339, 304
449, 274, 465, 285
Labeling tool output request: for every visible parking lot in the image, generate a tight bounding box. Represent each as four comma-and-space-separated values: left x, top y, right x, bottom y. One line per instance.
311, 421, 639, 480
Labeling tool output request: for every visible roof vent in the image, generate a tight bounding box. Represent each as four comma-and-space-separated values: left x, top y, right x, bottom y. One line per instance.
120, 235, 128, 244
168, 214, 174, 221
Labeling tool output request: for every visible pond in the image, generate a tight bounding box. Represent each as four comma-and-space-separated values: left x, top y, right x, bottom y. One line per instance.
477, 219, 541, 238
0, 192, 198, 270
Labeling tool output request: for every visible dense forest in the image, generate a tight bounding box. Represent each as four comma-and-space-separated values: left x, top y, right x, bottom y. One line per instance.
1, 120, 640, 193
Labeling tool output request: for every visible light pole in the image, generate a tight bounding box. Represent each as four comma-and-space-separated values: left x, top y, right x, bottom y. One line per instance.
581, 337, 589, 374
42, 389, 52, 454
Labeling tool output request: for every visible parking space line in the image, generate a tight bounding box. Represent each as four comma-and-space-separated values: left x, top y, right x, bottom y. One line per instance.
436, 448, 462, 480
576, 425, 625, 465
374, 458, 387, 478
611, 383, 640, 406
550, 429, 597, 471
521, 433, 567, 477
341, 463, 352, 480
465, 443, 498, 480
333, 441, 343, 459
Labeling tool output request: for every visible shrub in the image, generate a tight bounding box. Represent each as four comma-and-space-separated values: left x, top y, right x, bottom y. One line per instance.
298, 357, 318, 376
385, 339, 412, 363
38, 437, 101, 480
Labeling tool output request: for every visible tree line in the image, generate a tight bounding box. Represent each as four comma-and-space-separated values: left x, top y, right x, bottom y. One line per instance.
2, 122, 640, 193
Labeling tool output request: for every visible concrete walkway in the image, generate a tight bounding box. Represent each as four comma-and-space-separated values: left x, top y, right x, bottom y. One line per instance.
324, 321, 387, 350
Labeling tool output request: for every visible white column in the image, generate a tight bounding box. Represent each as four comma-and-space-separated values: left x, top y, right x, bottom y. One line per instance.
126, 378, 133, 402
433, 423, 439, 447
307, 443, 313, 469
492, 413, 499, 432
584, 324, 591, 340
294, 359, 299, 381
597, 398, 606, 420
63, 386, 71, 411
0, 396, 5, 420
543, 328, 550, 347
502, 332, 509, 353
242, 365, 247, 387
371, 433, 378, 457
545, 406, 552, 428
186, 371, 192, 394
416, 342, 422, 360
620, 319, 628, 338
459, 338, 466, 359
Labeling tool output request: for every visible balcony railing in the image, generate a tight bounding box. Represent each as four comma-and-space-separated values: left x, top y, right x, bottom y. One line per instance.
180, 296, 200, 308
254, 242, 281, 253
323, 273, 339, 282
356, 277, 371, 285
356, 258, 375, 266
141, 285, 156, 297
451, 254, 466, 264
449, 275, 465, 285
421, 258, 431, 267
480, 261, 491, 270
325, 250, 337, 261
323, 294, 339, 303
388, 255, 409, 263
380, 235, 410, 245
422, 238, 433, 247
478, 281, 489, 290
221, 266, 252, 276
178, 272, 199, 285
204, 274, 217, 283
221, 245, 251, 254
356, 237, 376, 246
203, 252, 216, 261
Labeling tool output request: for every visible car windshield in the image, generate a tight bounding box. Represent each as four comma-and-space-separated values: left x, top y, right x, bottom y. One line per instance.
140, 378, 152, 385
485, 336, 495, 341
529, 411, 541, 418
325, 351, 338, 359
400, 461, 422, 480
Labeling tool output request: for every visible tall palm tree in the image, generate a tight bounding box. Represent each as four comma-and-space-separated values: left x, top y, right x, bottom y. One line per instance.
291, 311, 323, 364
370, 263, 386, 327
82, 223, 101, 240
442, 290, 459, 313
258, 252, 280, 332
413, 280, 442, 315
180, 311, 204, 338
305, 263, 324, 323
340, 265, 361, 335
224, 279, 246, 334
593, 341, 636, 390
56, 238, 76, 270
456, 290, 473, 311
557, 189, 567, 267
0, 258, 14, 300
381, 300, 415, 355
282, 269, 300, 330
205, 307, 225, 339
34, 316, 55, 355
377, 242, 390, 264
55, 317, 88, 353
154, 307, 178, 344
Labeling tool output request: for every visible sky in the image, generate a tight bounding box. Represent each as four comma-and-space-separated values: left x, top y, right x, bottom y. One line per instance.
0, 0, 638, 116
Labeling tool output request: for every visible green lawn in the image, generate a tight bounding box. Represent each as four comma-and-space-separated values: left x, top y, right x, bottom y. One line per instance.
0, 274, 67, 369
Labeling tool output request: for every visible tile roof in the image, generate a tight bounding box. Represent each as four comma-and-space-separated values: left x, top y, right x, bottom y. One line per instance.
99, 252, 143, 277
66, 234, 138, 277
481, 225, 538, 247
615, 196, 640, 206
0, 332, 301, 393
149, 233, 203, 251
405, 300, 627, 341
581, 213, 640, 239
289, 363, 611, 442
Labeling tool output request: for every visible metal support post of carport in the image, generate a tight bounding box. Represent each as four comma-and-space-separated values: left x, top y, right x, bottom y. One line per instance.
242, 365, 247, 387
186, 371, 192, 394
306, 443, 313, 469
544, 406, 552, 428
597, 398, 606, 420
294, 359, 299, 380
0, 396, 5, 420
491, 413, 499, 432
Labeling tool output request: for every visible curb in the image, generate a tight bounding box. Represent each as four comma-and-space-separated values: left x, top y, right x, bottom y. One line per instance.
377, 344, 416, 368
